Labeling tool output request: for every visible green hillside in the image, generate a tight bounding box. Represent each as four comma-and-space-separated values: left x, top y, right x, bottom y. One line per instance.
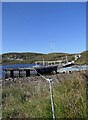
75, 50, 88, 65
2, 52, 45, 65
1, 50, 88, 65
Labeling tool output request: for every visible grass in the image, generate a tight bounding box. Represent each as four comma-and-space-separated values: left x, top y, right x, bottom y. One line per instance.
2, 50, 88, 65
53, 72, 87, 118
2, 77, 52, 118
2, 71, 87, 119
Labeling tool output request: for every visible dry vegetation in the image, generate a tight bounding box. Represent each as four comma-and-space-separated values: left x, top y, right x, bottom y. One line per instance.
2, 71, 87, 119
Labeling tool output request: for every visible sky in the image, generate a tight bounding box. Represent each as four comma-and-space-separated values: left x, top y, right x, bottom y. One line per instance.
2, 2, 86, 54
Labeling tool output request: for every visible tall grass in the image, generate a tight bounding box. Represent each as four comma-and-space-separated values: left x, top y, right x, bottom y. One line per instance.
53, 72, 86, 118
2, 72, 87, 119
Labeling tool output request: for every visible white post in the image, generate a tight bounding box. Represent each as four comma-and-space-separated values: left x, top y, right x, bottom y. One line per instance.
35, 62, 37, 66
49, 79, 55, 120
43, 59, 45, 66
66, 56, 68, 63
33, 68, 55, 119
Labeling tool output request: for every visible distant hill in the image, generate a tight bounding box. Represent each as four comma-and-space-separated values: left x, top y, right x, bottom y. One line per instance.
1, 52, 45, 65
1, 50, 88, 65
75, 50, 88, 65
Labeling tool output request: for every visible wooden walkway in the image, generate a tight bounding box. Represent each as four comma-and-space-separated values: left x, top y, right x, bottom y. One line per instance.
3, 65, 58, 78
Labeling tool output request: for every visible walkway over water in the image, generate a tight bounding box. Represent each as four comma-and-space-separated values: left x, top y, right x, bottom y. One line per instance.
35, 54, 81, 66
3, 65, 58, 78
